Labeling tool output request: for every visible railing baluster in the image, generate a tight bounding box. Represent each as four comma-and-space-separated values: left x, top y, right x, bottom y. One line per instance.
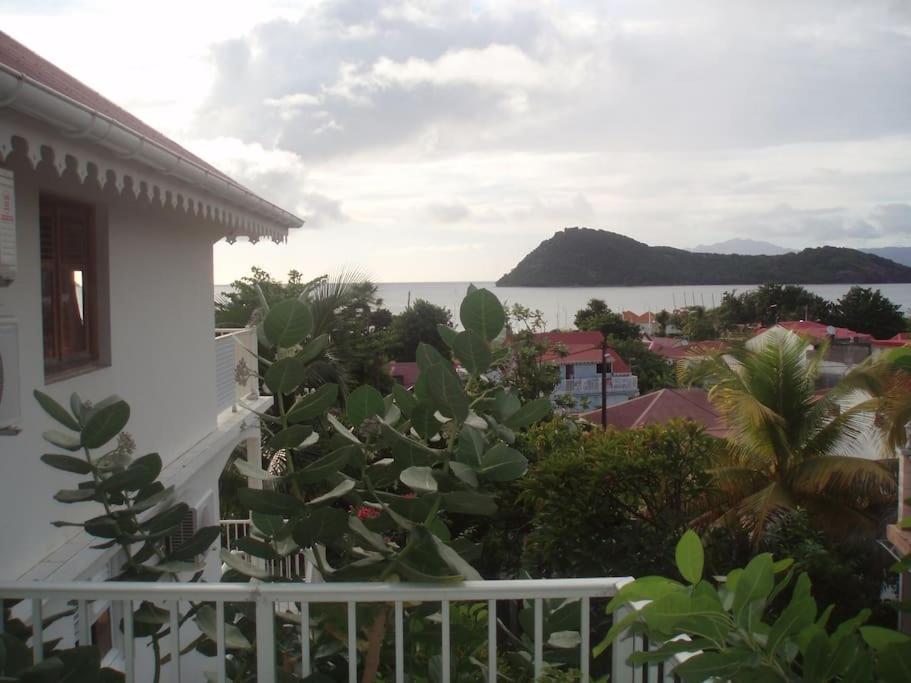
77, 599, 90, 646
216, 600, 226, 683
487, 599, 496, 683
300, 601, 311, 677
534, 597, 543, 680
611, 604, 635, 683
347, 601, 357, 683
441, 600, 451, 683
255, 597, 275, 682
123, 599, 134, 683
395, 601, 404, 683
169, 600, 180, 682
581, 595, 590, 682
31, 599, 43, 663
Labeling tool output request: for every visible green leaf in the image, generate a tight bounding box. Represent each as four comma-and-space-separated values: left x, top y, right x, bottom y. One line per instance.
606, 576, 687, 613
263, 298, 313, 347
460, 288, 505, 341
54, 488, 97, 503
425, 363, 469, 423
875, 642, 911, 681
346, 385, 386, 426
233, 536, 279, 560
675, 530, 704, 585
381, 423, 441, 467
327, 413, 361, 444
264, 357, 307, 395
456, 425, 485, 466
768, 597, 816, 655
251, 513, 284, 538
479, 444, 528, 482
34, 390, 80, 431
431, 535, 481, 580
493, 390, 521, 421
219, 548, 270, 579
391, 384, 416, 417
416, 342, 449, 371
194, 605, 252, 650
503, 398, 552, 430
449, 461, 478, 487
548, 631, 582, 649
410, 401, 441, 439
84, 516, 120, 539
348, 515, 389, 552
298, 333, 330, 364
82, 399, 130, 449
308, 478, 356, 505
291, 507, 349, 547
237, 487, 299, 515
286, 384, 339, 423
400, 466, 438, 493
451, 330, 491, 375
441, 490, 496, 515
672, 650, 754, 681
234, 459, 279, 481
436, 324, 458, 348
142, 503, 190, 533
148, 560, 205, 574
859, 626, 911, 651
41, 453, 92, 475
98, 453, 162, 492
43, 430, 82, 451
267, 425, 314, 451
294, 446, 357, 484
732, 553, 774, 622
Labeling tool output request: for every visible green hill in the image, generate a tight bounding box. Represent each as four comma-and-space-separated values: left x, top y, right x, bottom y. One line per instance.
497, 228, 911, 286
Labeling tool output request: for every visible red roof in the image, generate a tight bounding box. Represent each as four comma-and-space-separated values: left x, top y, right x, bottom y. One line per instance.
0, 31, 231, 183
647, 337, 726, 361
580, 388, 727, 437
891, 332, 911, 341
534, 331, 631, 372
622, 310, 654, 324
387, 362, 420, 388
872, 339, 910, 348
754, 321, 873, 343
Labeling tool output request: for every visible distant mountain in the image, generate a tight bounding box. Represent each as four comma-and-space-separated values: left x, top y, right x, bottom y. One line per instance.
497, 228, 911, 287
692, 238, 792, 256
861, 247, 911, 268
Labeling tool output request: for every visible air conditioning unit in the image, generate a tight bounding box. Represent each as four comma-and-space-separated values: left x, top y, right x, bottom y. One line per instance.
0, 318, 19, 434
0, 169, 14, 285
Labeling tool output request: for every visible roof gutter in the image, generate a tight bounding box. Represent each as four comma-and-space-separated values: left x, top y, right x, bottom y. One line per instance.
0, 63, 303, 229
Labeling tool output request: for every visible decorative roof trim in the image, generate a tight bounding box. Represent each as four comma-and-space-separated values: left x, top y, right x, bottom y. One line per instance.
0, 64, 303, 241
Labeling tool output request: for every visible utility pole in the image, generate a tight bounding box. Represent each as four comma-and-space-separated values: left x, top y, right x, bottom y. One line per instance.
601, 333, 608, 429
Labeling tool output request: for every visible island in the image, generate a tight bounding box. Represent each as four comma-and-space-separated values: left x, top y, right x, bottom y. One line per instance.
496, 228, 911, 287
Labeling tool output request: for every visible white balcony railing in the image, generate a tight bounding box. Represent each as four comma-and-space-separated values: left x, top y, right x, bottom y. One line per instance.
556, 375, 638, 395
214, 327, 258, 414
0, 577, 689, 683
221, 518, 311, 580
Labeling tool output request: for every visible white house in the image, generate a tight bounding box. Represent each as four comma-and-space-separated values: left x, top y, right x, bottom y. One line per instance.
0, 30, 300, 670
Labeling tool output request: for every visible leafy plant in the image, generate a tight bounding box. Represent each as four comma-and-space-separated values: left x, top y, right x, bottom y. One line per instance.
224, 285, 551, 681
598, 531, 911, 682
31, 391, 223, 682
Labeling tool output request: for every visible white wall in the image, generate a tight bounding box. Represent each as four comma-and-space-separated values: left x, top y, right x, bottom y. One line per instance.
0, 158, 224, 579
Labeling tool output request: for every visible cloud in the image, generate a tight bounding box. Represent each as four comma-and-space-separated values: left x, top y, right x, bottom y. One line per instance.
426, 201, 470, 222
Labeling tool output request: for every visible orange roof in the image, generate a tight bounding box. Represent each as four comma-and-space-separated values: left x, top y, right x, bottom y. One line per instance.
534, 331, 631, 372
580, 388, 727, 437
622, 310, 655, 324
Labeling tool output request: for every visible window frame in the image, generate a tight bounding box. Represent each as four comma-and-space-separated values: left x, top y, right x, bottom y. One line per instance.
39, 194, 100, 381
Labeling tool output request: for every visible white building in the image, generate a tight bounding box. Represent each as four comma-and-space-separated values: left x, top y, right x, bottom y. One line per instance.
0, 30, 300, 668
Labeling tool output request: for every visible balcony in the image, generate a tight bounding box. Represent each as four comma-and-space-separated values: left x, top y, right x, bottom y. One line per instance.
0, 575, 689, 682
556, 375, 638, 395
215, 327, 259, 415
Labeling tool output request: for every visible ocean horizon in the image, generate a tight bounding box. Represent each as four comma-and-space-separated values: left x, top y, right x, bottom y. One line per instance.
215, 281, 911, 331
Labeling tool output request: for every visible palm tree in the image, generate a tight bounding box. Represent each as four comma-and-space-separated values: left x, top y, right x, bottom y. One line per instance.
682, 327, 895, 545
854, 347, 911, 452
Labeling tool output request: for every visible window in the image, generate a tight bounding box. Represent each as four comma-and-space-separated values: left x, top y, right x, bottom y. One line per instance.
565, 364, 574, 379
596, 362, 613, 375
40, 196, 98, 378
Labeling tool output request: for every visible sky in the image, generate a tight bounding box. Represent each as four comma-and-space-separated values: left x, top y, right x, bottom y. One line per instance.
3, 0, 911, 283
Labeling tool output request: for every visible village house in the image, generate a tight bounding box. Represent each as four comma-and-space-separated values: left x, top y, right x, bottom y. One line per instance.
0, 31, 301, 675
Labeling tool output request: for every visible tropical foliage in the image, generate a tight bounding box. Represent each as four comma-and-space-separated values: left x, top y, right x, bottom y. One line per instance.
497, 304, 562, 402
599, 531, 911, 682
682, 328, 895, 544
573, 299, 640, 340
832, 286, 907, 340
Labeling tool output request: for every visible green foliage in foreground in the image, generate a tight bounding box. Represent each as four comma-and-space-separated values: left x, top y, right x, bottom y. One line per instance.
599, 531, 911, 682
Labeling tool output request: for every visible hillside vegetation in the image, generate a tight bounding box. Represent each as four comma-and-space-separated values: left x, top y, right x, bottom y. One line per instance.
497, 227, 911, 286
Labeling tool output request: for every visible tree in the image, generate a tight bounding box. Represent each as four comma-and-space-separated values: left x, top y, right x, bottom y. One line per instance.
677, 305, 718, 341
606, 338, 674, 393
574, 299, 640, 340
655, 309, 670, 336
715, 283, 833, 329
498, 304, 562, 401
833, 286, 907, 340
387, 298, 453, 362
682, 328, 895, 545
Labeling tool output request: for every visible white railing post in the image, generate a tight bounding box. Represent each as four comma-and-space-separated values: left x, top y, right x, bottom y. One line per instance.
395, 601, 405, 683
347, 601, 357, 682
216, 600, 227, 683
611, 604, 636, 683
441, 600, 451, 683
31, 599, 43, 663
487, 599, 496, 683
255, 595, 276, 681
169, 601, 180, 683
533, 598, 543, 680
301, 601, 311, 677
580, 595, 590, 682
123, 599, 134, 683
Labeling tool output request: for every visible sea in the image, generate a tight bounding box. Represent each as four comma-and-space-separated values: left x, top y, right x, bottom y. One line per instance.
215, 282, 911, 331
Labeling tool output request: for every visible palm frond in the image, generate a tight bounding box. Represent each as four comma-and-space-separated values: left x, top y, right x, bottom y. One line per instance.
798, 494, 882, 539
734, 482, 797, 546
790, 455, 896, 504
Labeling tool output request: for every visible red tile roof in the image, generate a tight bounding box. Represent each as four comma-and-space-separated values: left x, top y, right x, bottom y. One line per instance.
534, 331, 631, 372
387, 361, 420, 389
580, 388, 727, 437
754, 321, 873, 343
0, 31, 232, 183
622, 310, 655, 324
646, 337, 726, 360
